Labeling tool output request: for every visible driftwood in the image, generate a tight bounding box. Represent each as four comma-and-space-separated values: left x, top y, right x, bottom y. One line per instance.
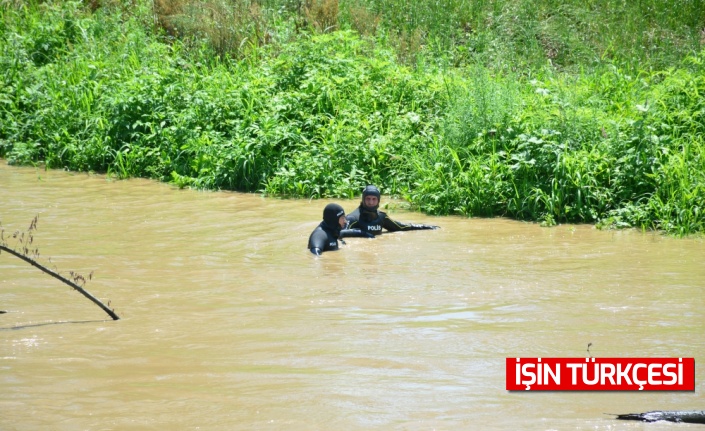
0, 244, 120, 320
615, 411, 705, 424
0, 216, 119, 321
0, 244, 119, 320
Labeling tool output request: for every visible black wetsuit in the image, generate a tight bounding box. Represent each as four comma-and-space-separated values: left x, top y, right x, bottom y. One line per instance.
308, 221, 342, 254
308, 203, 372, 255
308, 221, 375, 253
346, 206, 438, 236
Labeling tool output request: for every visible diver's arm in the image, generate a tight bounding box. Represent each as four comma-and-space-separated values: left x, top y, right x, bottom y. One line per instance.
308, 228, 329, 255
339, 228, 375, 239
383, 215, 439, 232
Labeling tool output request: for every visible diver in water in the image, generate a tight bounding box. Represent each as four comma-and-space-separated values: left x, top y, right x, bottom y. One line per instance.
308, 203, 373, 256
345, 185, 439, 236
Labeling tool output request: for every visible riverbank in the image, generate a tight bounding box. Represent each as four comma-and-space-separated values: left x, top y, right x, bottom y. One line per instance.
1, 1, 703, 235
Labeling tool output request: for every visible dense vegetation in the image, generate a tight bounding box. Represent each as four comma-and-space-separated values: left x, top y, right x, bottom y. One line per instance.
1, 0, 704, 235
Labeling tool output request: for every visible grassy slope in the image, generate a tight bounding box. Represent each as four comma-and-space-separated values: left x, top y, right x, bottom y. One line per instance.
1, 0, 703, 234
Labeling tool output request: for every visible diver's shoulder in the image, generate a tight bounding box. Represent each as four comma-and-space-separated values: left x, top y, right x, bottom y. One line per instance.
346, 207, 362, 218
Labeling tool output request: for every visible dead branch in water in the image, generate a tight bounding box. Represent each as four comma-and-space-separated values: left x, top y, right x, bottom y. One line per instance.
0, 216, 119, 321
614, 410, 705, 424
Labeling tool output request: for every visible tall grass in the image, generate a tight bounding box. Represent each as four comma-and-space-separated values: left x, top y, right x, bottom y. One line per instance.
407, 60, 705, 234
1, 0, 704, 235
146, 0, 705, 69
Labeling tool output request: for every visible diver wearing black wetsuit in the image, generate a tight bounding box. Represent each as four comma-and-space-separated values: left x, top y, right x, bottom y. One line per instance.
308, 203, 373, 256
346, 185, 439, 236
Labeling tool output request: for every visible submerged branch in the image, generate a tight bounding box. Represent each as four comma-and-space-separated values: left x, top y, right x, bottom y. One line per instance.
0, 244, 120, 320
614, 411, 705, 424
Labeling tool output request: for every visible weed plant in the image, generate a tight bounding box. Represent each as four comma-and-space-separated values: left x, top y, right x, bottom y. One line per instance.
0, 0, 703, 235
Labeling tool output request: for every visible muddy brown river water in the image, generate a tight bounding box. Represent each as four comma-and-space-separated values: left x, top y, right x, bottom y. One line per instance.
1, 163, 703, 430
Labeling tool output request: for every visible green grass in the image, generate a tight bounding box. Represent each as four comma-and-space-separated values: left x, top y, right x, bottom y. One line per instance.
1, 0, 704, 235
